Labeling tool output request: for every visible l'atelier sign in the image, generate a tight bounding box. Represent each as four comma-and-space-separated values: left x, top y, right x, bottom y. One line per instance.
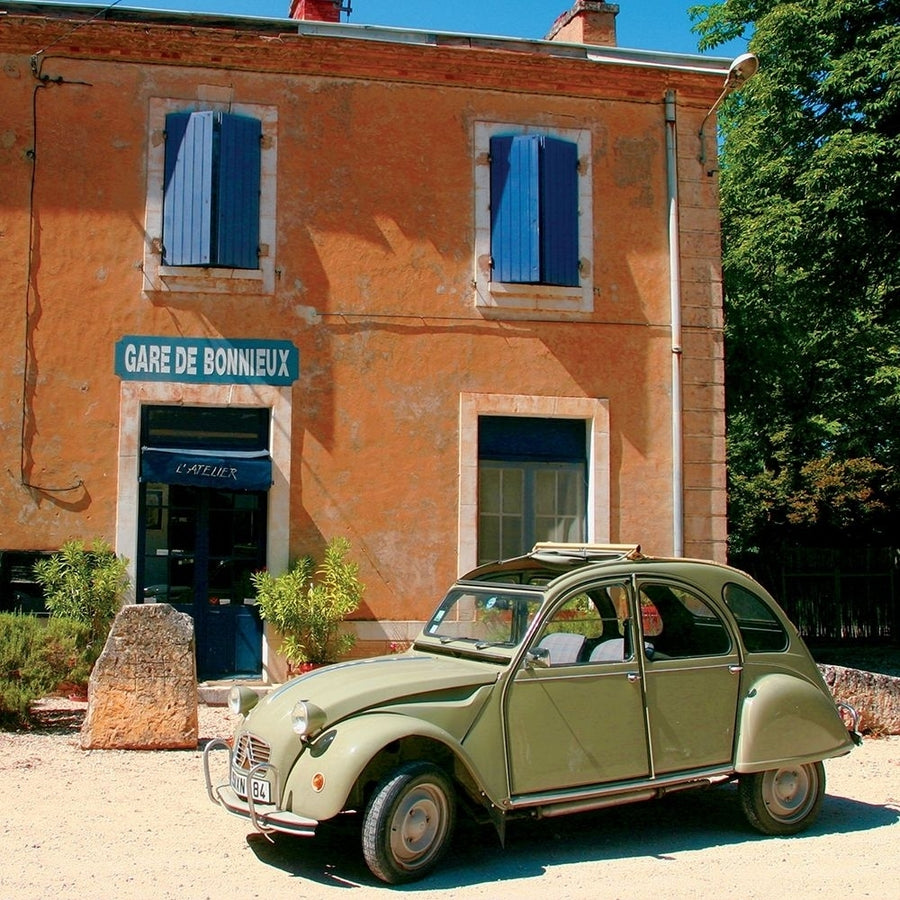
141, 448, 272, 491
115, 336, 299, 386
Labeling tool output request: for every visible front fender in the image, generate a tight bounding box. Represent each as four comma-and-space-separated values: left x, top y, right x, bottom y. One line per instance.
735, 672, 855, 773
281, 713, 484, 822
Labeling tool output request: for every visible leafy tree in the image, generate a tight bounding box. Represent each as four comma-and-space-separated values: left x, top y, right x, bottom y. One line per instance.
690, 0, 900, 555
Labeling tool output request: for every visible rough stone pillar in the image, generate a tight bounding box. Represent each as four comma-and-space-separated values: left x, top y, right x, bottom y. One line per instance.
81, 604, 198, 750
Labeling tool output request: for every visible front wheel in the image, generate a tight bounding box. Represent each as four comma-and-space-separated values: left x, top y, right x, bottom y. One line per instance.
362, 761, 456, 884
738, 761, 825, 835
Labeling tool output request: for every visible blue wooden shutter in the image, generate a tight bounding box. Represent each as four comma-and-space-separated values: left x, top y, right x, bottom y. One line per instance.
162, 111, 214, 266
540, 137, 579, 287
490, 134, 541, 283
217, 113, 261, 269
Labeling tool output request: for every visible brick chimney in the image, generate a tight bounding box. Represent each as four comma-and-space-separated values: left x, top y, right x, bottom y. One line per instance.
290, 0, 341, 22
546, 2, 619, 46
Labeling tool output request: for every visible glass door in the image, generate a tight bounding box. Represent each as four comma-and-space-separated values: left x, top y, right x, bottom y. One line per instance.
140, 483, 267, 679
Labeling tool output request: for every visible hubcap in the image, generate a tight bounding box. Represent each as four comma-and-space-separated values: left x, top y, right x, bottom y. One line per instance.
764, 765, 816, 822
390, 784, 447, 868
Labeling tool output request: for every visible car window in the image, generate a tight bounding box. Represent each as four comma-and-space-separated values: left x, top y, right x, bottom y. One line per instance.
535, 585, 632, 665
638, 583, 732, 658
423, 588, 543, 646
723, 582, 789, 652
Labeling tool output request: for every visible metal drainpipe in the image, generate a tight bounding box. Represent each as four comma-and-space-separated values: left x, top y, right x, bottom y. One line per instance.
665, 89, 685, 557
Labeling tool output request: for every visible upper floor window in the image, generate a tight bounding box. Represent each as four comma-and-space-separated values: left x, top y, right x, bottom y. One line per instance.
163, 111, 261, 269
143, 97, 277, 297
474, 122, 593, 315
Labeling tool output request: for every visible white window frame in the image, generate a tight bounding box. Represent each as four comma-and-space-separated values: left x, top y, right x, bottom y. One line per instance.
458, 393, 610, 575
143, 97, 277, 296
474, 121, 594, 315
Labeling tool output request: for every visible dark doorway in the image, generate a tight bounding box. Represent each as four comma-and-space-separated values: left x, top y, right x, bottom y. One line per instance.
138, 406, 270, 680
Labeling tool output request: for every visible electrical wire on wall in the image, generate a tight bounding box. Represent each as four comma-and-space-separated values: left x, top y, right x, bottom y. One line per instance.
16, 3, 127, 494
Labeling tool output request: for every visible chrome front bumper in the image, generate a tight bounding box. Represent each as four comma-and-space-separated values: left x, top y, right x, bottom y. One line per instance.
202, 738, 319, 837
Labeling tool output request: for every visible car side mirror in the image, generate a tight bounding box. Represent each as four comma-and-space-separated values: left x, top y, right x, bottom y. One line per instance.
525, 646, 551, 669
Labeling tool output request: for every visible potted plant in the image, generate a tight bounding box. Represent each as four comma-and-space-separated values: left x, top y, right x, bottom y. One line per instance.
251, 537, 364, 673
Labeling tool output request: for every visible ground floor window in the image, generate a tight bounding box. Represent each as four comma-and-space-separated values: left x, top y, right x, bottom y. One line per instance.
477, 416, 587, 564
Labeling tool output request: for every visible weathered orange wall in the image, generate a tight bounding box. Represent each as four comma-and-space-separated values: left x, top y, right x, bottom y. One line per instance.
0, 10, 728, 628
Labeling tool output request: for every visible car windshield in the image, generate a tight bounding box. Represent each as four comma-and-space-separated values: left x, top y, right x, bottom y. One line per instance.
421, 586, 544, 648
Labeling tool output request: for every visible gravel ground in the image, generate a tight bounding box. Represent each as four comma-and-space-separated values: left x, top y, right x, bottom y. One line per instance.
0, 697, 898, 900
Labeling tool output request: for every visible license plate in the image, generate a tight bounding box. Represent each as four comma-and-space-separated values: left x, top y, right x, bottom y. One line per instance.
231, 767, 271, 804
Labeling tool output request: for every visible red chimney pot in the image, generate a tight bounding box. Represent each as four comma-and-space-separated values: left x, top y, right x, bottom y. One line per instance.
289, 0, 341, 23
547, 2, 619, 46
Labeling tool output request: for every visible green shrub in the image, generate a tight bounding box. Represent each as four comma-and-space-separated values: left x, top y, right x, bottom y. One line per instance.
252, 537, 364, 667
33, 539, 129, 656
0, 613, 91, 728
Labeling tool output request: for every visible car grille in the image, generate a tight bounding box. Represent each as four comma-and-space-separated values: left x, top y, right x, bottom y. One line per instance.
233, 733, 271, 770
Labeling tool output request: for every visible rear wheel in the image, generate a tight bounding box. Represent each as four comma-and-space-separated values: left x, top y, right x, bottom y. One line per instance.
362, 761, 456, 884
738, 761, 825, 835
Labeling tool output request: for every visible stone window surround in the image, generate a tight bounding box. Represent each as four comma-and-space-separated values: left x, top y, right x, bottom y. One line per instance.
473, 121, 595, 315
458, 392, 610, 575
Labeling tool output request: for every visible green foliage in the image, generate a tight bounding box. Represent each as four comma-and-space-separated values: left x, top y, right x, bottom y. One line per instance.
251, 537, 364, 667
0, 613, 92, 728
690, 0, 900, 555
33, 539, 129, 655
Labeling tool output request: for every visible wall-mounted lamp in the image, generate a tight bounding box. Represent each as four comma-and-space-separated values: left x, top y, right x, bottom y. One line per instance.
698, 52, 759, 174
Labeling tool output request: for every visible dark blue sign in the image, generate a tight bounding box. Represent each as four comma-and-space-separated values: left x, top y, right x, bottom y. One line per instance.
141, 448, 272, 490
115, 336, 299, 385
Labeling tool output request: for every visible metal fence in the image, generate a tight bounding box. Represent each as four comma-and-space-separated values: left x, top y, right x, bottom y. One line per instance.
732, 546, 898, 642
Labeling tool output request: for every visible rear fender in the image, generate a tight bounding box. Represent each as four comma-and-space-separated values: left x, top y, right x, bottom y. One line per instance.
735, 673, 855, 773
281, 713, 485, 822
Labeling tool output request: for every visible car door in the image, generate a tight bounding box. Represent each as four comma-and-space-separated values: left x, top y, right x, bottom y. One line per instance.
504, 581, 651, 796
636, 580, 741, 775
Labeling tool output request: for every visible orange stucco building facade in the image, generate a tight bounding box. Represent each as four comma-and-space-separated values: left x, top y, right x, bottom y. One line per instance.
0, 1, 732, 681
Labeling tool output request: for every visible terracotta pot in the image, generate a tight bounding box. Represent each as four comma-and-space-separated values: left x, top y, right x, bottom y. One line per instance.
289, 662, 322, 676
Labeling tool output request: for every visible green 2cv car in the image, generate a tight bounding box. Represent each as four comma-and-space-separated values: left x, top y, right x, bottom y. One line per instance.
204, 543, 860, 885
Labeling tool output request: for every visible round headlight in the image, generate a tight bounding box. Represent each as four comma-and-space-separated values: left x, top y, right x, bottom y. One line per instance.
228, 685, 260, 716
291, 700, 326, 739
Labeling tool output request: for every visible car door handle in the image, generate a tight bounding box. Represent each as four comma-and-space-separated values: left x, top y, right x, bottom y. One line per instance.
627, 672, 641, 683
729, 664, 743, 675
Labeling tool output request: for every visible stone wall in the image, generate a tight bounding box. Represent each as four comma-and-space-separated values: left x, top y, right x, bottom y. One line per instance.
819, 664, 900, 736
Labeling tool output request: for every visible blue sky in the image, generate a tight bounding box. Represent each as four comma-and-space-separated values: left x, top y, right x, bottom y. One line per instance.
62, 1, 749, 58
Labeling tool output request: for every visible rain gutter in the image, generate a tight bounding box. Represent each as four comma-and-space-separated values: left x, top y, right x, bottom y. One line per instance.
665, 89, 684, 558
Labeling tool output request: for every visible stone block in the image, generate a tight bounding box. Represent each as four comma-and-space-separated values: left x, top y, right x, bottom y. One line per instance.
81, 603, 198, 750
